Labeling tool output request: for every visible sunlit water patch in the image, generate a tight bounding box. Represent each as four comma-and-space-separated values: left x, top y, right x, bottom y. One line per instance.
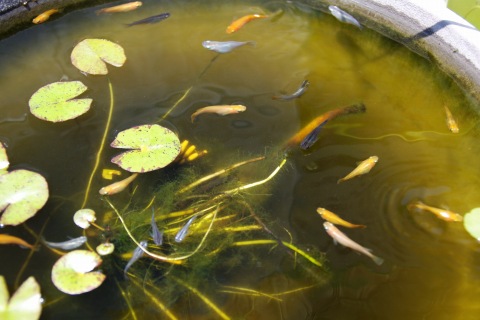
1, 0, 480, 319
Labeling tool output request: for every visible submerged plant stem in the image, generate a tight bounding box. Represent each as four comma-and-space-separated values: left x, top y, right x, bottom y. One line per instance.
115, 278, 138, 320
81, 80, 114, 208
130, 276, 178, 320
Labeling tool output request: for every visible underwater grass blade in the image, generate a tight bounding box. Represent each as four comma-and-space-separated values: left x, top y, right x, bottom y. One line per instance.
114, 278, 138, 320
129, 276, 177, 320
81, 80, 114, 208
219, 285, 282, 301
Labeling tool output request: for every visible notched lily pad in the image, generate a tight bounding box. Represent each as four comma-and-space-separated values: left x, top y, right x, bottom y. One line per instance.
0, 170, 49, 226
51, 250, 106, 295
71, 39, 126, 75
73, 209, 96, 229
464, 207, 480, 240
110, 124, 181, 173
0, 275, 42, 320
29, 81, 92, 122
0, 143, 9, 175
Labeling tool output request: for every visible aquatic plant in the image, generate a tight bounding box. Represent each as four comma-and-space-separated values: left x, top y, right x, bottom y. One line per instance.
463, 208, 480, 240
70, 38, 126, 75
0, 276, 42, 320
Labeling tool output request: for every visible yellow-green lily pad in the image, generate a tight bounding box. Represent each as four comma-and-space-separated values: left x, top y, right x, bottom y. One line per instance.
51, 250, 106, 295
0, 170, 49, 226
464, 207, 480, 241
0, 143, 9, 175
29, 81, 92, 122
0, 276, 42, 320
110, 124, 181, 173
71, 39, 126, 75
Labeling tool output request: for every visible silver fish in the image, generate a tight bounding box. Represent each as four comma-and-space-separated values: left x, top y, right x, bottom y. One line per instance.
273, 80, 310, 101
174, 215, 198, 243
202, 40, 255, 53
124, 240, 148, 277
151, 209, 163, 246
42, 236, 87, 250
328, 5, 362, 29
323, 222, 383, 265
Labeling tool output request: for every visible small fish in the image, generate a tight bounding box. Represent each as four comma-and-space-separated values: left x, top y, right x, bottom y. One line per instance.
175, 215, 198, 243
32, 9, 60, 24
226, 14, 268, 33
408, 201, 463, 222
191, 105, 247, 123
96, 1, 142, 14
285, 103, 366, 149
317, 208, 366, 228
337, 156, 378, 184
42, 236, 87, 250
124, 240, 148, 277
151, 209, 163, 246
323, 222, 383, 265
300, 120, 328, 150
202, 40, 255, 54
273, 80, 310, 101
126, 12, 170, 27
444, 105, 459, 133
328, 6, 362, 29
99, 173, 138, 195
0, 234, 35, 249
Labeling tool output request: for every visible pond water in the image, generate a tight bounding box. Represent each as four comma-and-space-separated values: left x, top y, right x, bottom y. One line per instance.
1, 0, 480, 319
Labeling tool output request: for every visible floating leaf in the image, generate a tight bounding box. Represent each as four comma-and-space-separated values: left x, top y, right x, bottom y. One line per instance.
0, 170, 49, 226
0, 276, 42, 320
96, 242, 114, 256
464, 208, 480, 240
73, 209, 96, 229
0, 143, 9, 175
51, 250, 106, 295
110, 124, 181, 173
71, 39, 126, 75
29, 81, 92, 122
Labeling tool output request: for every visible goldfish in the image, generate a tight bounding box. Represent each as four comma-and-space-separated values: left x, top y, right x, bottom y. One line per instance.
0, 234, 35, 249
124, 240, 148, 278
407, 201, 463, 222
337, 156, 378, 184
151, 209, 163, 246
96, 1, 142, 14
328, 5, 362, 29
323, 222, 383, 265
226, 14, 267, 33
317, 207, 366, 228
99, 173, 138, 195
32, 9, 60, 24
285, 103, 366, 149
191, 105, 247, 123
273, 80, 310, 101
42, 236, 87, 250
175, 215, 198, 243
202, 40, 255, 54
126, 12, 170, 27
444, 105, 459, 133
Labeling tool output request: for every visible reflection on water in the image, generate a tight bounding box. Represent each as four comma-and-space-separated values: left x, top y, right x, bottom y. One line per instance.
1, 0, 480, 319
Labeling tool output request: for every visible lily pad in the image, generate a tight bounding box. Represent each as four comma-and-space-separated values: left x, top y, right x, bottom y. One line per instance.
110, 124, 181, 172
0, 143, 9, 175
71, 39, 126, 75
51, 250, 106, 295
0, 276, 42, 320
73, 209, 96, 229
0, 170, 49, 226
464, 207, 480, 240
96, 242, 114, 256
29, 81, 92, 122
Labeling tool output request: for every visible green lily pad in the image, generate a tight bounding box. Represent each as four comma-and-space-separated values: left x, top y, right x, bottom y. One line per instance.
51, 250, 106, 295
110, 124, 181, 173
71, 39, 126, 75
29, 81, 92, 122
0, 170, 49, 226
0, 143, 9, 175
73, 209, 96, 229
0, 276, 42, 320
464, 207, 480, 240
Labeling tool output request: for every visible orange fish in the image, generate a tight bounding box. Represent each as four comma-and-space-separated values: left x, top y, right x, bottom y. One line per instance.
408, 201, 463, 222
285, 103, 366, 149
32, 9, 60, 24
317, 207, 366, 228
96, 1, 143, 14
337, 156, 378, 184
444, 105, 459, 133
191, 105, 246, 123
226, 14, 267, 33
99, 173, 138, 195
0, 234, 35, 249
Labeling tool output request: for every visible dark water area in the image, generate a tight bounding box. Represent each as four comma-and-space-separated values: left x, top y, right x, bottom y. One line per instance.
1, 0, 480, 319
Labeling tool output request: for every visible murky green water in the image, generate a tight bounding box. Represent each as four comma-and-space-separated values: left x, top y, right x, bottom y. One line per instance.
1, 0, 480, 319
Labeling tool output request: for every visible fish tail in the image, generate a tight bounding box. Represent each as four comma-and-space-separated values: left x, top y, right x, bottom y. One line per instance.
341, 103, 366, 115
337, 178, 344, 184
371, 255, 384, 266
352, 224, 367, 228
